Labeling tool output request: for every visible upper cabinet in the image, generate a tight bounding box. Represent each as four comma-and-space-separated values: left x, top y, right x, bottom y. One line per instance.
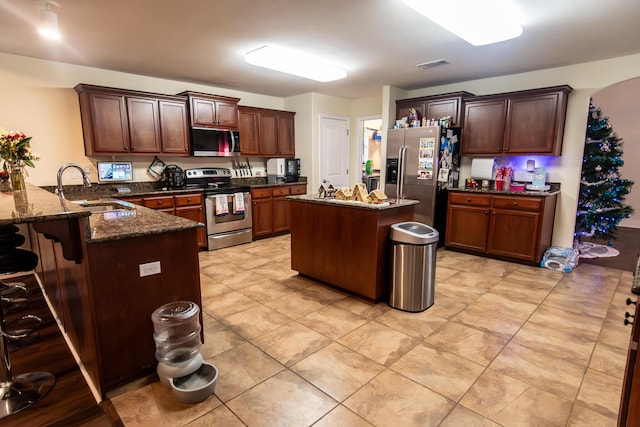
462, 85, 572, 156
238, 106, 296, 157
396, 92, 474, 127
75, 84, 189, 156
178, 91, 240, 130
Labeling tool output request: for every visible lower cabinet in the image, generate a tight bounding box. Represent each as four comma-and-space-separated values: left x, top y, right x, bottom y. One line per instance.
619, 293, 640, 426
251, 184, 307, 239
445, 191, 557, 264
122, 192, 207, 249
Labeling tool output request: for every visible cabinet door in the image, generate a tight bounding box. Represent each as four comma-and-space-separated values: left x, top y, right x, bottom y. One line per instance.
216, 100, 239, 129
238, 107, 260, 155
127, 97, 161, 153
396, 100, 425, 123
289, 184, 307, 195
159, 99, 189, 155
252, 198, 273, 238
462, 99, 507, 156
445, 205, 490, 252
277, 112, 295, 156
175, 205, 207, 248
87, 92, 130, 154
426, 99, 460, 126
272, 196, 290, 233
191, 97, 217, 128
143, 195, 175, 210
504, 93, 561, 155
259, 111, 278, 155
488, 209, 540, 261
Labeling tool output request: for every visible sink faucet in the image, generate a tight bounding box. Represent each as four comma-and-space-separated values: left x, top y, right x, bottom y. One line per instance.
57, 163, 91, 199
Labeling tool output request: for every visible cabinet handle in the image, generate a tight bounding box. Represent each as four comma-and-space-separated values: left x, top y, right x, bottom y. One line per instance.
505, 147, 509, 152
187, 198, 191, 202
497, 147, 502, 152
513, 202, 518, 206
467, 198, 471, 202
157, 200, 162, 205
624, 318, 634, 326
484, 210, 489, 215
625, 312, 635, 319
627, 298, 637, 306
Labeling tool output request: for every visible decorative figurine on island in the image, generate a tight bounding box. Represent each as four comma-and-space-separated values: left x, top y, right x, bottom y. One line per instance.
317, 182, 388, 205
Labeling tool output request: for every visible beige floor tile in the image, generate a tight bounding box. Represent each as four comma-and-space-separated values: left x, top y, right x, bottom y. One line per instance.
436, 279, 489, 301
184, 405, 245, 426
217, 268, 263, 290
265, 290, 327, 319
251, 321, 332, 366
590, 341, 628, 378
291, 342, 384, 401
298, 304, 368, 340
490, 342, 585, 401
200, 315, 246, 359
490, 279, 554, 304
440, 405, 502, 427
344, 369, 454, 427
375, 308, 448, 340
511, 321, 596, 367
208, 342, 284, 402
566, 404, 618, 427
391, 344, 485, 401
227, 370, 337, 427
598, 311, 633, 350
528, 303, 604, 341
333, 297, 390, 319
111, 383, 163, 426
299, 283, 349, 304
459, 368, 530, 420
314, 405, 373, 427
223, 304, 292, 340
491, 384, 572, 426
338, 321, 420, 366
453, 303, 526, 340
443, 270, 502, 290
238, 278, 296, 303
422, 293, 468, 319
471, 291, 539, 319
435, 265, 460, 281
202, 290, 260, 319
425, 321, 509, 366
544, 288, 612, 318
505, 267, 563, 288
575, 368, 624, 419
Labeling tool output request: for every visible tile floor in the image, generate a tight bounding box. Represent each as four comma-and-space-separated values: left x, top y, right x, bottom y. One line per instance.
111, 235, 634, 426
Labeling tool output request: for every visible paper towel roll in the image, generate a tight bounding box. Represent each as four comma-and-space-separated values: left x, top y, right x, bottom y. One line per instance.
470, 158, 495, 180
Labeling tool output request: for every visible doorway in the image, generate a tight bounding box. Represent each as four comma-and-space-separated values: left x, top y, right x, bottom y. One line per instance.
319, 115, 350, 188
357, 116, 382, 192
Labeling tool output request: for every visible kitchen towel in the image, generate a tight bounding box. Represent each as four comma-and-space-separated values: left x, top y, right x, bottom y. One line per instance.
470, 158, 495, 180
233, 193, 245, 214
215, 195, 229, 216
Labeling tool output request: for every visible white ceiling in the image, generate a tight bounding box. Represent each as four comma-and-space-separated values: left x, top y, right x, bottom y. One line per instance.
1, 0, 639, 99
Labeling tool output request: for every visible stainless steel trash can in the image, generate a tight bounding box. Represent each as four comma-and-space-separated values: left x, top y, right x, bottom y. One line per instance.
389, 222, 439, 312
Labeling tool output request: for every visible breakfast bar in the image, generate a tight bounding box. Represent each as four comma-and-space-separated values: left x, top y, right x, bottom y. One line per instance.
288, 195, 417, 301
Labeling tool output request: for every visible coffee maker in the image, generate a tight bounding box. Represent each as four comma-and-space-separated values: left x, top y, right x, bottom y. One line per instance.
267, 158, 300, 184
162, 165, 185, 188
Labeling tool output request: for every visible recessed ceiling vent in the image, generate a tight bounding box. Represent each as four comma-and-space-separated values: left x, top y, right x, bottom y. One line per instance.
416, 59, 450, 70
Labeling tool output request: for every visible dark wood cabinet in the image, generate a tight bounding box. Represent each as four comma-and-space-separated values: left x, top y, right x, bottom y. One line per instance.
238, 106, 296, 157
396, 92, 473, 127
619, 293, 640, 426
461, 85, 572, 156
251, 184, 307, 239
446, 191, 557, 264
179, 91, 240, 129
75, 84, 189, 156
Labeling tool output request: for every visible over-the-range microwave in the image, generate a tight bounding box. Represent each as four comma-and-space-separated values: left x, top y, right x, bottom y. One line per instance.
191, 128, 240, 157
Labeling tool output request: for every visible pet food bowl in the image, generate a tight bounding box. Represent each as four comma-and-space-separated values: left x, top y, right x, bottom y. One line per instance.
170, 363, 218, 404
157, 352, 204, 388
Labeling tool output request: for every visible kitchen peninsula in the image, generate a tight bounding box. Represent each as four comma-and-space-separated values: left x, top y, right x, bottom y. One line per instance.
288, 195, 417, 301
1, 184, 203, 400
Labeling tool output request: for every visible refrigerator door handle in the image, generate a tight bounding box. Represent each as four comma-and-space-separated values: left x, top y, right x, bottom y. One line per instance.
397, 145, 407, 200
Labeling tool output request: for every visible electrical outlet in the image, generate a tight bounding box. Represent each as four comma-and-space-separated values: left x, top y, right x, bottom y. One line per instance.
139, 261, 161, 277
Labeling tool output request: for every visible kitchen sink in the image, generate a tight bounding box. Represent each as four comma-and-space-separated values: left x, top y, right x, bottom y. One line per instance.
73, 200, 137, 214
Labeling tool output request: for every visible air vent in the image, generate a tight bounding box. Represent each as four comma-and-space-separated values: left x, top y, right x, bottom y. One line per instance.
416, 59, 450, 70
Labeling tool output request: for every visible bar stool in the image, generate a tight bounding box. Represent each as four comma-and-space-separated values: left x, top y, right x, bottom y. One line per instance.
0, 225, 55, 419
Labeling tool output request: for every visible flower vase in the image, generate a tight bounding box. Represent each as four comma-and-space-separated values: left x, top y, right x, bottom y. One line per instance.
9, 164, 26, 191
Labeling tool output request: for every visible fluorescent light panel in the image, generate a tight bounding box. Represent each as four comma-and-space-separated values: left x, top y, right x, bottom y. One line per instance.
244, 45, 347, 82
403, 0, 523, 46
38, 3, 61, 40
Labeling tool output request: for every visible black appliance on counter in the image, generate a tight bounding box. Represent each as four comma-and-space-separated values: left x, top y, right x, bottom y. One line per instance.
163, 165, 185, 189
184, 168, 252, 250
286, 158, 301, 182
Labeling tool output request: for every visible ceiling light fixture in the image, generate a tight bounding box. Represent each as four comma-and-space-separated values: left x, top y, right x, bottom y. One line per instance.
416, 59, 450, 70
38, 1, 61, 40
403, 0, 523, 46
244, 45, 347, 82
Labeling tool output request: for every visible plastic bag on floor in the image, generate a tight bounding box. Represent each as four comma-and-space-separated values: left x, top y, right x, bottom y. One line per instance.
540, 246, 579, 272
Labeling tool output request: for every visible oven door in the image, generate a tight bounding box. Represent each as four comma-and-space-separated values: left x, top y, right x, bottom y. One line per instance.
205, 192, 252, 235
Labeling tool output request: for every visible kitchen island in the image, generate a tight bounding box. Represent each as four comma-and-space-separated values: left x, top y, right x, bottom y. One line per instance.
288, 195, 418, 301
1, 184, 203, 399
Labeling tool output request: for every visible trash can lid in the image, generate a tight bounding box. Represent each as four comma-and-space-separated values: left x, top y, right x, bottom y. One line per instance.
390, 221, 439, 245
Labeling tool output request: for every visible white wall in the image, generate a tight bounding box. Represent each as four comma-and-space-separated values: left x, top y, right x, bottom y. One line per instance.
591, 77, 640, 228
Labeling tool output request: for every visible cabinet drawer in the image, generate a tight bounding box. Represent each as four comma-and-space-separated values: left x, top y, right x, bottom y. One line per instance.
449, 192, 491, 207
143, 196, 175, 209
174, 193, 203, 207
251, 188, 272, 199
290, 185, 307, 195
272, 187, 290, 197
492, 196, 542, 212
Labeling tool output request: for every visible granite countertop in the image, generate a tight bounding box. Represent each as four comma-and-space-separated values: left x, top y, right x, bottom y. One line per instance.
2, 183, 202, 243
449, 182, 561, 197
288, 194, 419, 210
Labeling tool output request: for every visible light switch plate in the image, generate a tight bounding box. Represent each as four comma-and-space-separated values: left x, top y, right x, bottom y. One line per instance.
139, 261, 161, 277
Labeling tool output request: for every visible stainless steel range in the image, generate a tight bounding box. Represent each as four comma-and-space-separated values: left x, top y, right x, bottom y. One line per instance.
184, 168, 252, 250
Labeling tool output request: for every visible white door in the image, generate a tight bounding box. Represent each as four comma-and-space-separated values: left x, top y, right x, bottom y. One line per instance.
319, 115, 350, 188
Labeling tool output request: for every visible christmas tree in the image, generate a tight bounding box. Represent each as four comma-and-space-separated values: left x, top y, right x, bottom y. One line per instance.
575, 101, 634, 242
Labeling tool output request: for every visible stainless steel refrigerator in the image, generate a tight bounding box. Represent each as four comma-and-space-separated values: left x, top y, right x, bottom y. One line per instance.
385, 127, 461, 230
